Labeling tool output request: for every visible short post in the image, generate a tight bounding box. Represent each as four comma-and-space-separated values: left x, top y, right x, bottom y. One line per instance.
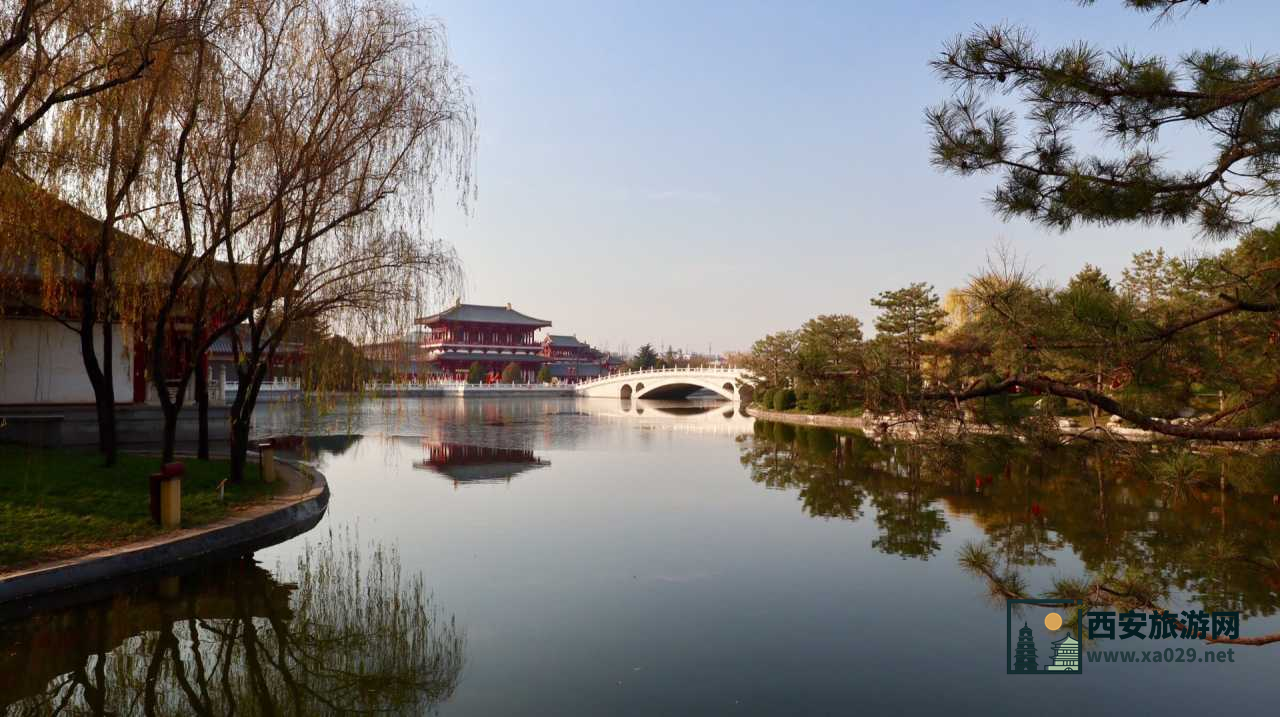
256, 441, 277, 482
160, 462, 184, 529
149, 472, 164, 525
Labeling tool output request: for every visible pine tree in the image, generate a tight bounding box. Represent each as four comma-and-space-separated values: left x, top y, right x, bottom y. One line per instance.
630, 343, 659, 370
922, 3, 1280, 442
871, 283, 946, 392
928, 3, 1280, 238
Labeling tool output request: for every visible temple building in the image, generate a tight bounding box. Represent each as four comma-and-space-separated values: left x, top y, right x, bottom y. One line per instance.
360, 301, 615, 383
416, 301, 552, 382
1046, 633, 1080, 671
0, 177, 245, 444
541, 334, 606, 381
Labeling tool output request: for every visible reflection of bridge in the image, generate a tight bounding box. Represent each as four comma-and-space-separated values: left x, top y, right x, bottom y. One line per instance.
575, 367, 749, 402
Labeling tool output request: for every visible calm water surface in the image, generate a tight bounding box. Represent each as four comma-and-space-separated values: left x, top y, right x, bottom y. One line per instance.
3, 396, 1280, 715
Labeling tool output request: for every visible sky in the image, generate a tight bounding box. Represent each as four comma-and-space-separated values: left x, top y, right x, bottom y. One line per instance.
414, 0, 1277, 355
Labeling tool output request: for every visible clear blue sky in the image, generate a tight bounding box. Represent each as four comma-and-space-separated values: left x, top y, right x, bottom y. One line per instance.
416, 0, 1275, 355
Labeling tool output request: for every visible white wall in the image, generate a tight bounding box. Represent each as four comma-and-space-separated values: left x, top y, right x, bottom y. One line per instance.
0, 318, 134, 404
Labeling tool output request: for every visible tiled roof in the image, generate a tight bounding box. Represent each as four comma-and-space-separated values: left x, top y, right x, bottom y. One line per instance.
208, 326, 301, 356
545, 334, 589, 348
416, 303, 551, 327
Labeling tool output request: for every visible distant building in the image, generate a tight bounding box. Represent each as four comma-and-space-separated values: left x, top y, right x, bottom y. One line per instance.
360, 328, 432, 378
416, 301, 551, 383
206, 326, 305, 402
360, 300, 616, 384
541, 334, 607, 381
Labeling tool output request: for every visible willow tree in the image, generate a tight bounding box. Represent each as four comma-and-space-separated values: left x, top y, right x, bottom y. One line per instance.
925, 1, 1280, 441
0, 3, 197, 464
0, 0, 185, 170
140, 0, 275, 464
198, 0, 472, 480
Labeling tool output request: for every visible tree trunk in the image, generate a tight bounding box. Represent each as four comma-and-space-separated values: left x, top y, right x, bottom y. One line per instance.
228, 388, 252, 483
161, 400, 179, 463
229, 361, 269, 482
100, 320, 117, 464
77, 285, 117, 466
196, 360, 210, 460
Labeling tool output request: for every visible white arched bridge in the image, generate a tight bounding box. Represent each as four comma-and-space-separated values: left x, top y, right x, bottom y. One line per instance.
575, 366, 750, 402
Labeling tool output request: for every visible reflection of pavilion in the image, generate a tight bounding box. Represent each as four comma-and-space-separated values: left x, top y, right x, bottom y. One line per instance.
414, 441, 549, 485
1046, 634, 1080, 671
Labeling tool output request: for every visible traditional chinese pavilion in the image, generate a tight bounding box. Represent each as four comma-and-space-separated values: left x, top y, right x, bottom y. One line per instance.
541, 334, 606, 381
416, 301, 552, 382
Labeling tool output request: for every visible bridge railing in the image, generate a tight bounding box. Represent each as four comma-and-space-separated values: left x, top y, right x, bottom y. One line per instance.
574, 365, 744, 388
364, 380, 576, 392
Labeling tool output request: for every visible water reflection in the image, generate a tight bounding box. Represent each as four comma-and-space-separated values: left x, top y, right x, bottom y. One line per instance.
743, 421, 1280, 617
0, 533, 464, 715
415, 441, 550, 485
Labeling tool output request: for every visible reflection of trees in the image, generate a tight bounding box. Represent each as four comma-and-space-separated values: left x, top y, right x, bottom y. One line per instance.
741, 422, 952, 555
869, 487, 947, 560
743, 421, 1280, 617
740, 422, 868, 522
1, 533, 464, 715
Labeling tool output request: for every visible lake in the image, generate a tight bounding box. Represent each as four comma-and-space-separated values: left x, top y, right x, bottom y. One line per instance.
3, 396, 1279, 715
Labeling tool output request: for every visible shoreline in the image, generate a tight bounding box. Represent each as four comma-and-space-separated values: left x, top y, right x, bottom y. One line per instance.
0, 458, 329, 610
744, 405, 1177, 443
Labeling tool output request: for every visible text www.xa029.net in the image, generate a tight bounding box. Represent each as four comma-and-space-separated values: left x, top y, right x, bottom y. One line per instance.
1086, 647, 1236, 664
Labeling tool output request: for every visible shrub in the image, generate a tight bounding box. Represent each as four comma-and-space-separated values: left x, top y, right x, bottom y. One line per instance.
759, 388, 775, 408
801, 389, 831, 414
774, 388, 797, 411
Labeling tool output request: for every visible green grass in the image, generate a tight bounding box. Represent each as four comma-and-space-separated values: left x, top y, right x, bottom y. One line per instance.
0, 444, 275, 570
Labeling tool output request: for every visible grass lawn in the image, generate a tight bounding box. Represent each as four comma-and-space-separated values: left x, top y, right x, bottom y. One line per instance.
0, 444, 275, 570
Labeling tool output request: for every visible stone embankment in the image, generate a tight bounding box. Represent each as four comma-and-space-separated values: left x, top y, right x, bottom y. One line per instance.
745, 406, 1170, 442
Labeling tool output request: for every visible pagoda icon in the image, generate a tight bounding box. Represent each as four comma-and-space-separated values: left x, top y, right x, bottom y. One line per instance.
1012, 623, 1039, 672
1046, 633, 1080, 671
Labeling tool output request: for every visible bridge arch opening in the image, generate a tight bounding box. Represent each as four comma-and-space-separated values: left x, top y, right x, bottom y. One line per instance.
620, 384, 633, 399
635, 382, 731, 401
